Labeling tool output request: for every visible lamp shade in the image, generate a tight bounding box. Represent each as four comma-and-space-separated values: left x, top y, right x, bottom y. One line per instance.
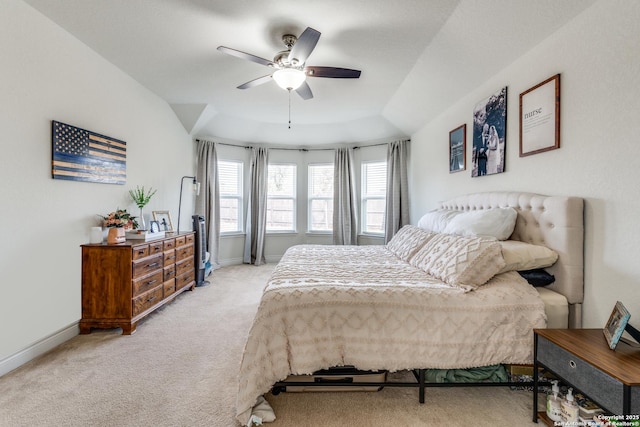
273, 68, 306, 90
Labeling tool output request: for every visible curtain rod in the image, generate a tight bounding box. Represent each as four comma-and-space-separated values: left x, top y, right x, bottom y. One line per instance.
194, 139, 409, 151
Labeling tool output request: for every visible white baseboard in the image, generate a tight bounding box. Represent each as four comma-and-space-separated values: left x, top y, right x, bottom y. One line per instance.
0, 322, 79, 377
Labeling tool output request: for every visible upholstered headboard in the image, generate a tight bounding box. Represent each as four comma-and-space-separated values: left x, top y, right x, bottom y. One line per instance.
438, 192, 584, 328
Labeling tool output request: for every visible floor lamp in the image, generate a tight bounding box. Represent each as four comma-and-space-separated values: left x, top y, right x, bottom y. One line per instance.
177, 176, 200, 233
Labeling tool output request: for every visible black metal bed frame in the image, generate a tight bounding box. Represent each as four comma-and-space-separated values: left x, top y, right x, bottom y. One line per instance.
271, 369, 538, 403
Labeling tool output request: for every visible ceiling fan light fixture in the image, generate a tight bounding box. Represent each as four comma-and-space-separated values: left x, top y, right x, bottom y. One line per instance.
273, 68, 306, 91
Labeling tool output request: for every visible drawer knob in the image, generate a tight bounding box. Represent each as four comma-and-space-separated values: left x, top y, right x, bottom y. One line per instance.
569, 359, 577, 369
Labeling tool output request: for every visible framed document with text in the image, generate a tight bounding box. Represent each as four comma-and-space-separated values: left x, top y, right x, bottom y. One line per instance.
519, 74, 560, 157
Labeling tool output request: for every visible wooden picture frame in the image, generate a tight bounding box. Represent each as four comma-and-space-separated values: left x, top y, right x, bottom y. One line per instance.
152, 210, 174, 233
603, 301, 630, 350
519, 74, 560, 157
449, 124, 466, 173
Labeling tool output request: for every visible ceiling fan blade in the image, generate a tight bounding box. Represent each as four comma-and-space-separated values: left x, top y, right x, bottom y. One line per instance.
288, 27, 320, 65
306, 66, 361, 79
217, 46, 275, 68
237, 74, 273, 90
295, 81, 314, 100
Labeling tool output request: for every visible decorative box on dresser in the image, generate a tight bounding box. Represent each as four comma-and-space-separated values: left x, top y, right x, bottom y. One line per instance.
80, 232, 196, 335
533, 329, 640, 425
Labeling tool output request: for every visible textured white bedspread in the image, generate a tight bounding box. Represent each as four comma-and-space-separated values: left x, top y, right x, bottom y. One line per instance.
236, 245, 546, 424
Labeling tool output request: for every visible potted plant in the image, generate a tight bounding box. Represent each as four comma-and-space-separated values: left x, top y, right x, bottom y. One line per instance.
101, 209, 138, 244
129, 185, 157, 230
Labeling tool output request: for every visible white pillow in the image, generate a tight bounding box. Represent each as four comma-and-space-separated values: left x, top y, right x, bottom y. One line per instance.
498, 240, 558, 274
386, 225, 434, 262
409, 233, 506, 290
417, 209, 461, 233
442, 208, 517, 240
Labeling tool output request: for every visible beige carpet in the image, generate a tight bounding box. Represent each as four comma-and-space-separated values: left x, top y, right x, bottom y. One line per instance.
0, 264, 542, 426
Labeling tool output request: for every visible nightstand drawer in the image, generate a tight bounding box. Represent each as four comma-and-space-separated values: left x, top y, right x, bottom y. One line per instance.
538, 335, 625, 414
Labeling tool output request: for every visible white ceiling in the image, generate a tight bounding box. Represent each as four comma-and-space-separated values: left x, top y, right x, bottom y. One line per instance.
24, 0, 595, 146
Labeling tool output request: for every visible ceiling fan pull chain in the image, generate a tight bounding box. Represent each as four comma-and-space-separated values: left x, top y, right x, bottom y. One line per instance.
288, 89, 292, 129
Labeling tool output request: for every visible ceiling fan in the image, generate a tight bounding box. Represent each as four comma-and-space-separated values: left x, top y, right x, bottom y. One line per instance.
217, 27, 361, 100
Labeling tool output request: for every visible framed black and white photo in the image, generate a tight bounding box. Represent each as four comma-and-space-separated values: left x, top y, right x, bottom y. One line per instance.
603, 301, 630, 350
519, 74, 560, 157
449, 124, 466, 173
149, 220, 161, 233
472, 86, 507, 177
152, 210, 174, 233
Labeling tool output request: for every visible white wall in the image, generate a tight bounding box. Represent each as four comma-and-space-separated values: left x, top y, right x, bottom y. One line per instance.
409, 0, 640, 329
0, 0, 195, 370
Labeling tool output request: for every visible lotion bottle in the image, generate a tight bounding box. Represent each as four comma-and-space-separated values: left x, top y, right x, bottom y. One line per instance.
561, 387, 579, 423
546, 380, 563, 422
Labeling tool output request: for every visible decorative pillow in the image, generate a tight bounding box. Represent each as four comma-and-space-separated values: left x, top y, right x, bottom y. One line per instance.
386, 225, 434, 262
417, 209, 461, 233
498, 240, 558, 274
442, 207, 517, 240
409, 233, 506, 290
518, 269, 556, 287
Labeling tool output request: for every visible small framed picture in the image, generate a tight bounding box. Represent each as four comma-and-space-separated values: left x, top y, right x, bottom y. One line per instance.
149, 220, 161, 233
449, 124, 466, 173
519, 74, 560, 157
603, 301, 630, 350
152, 210, 174, 233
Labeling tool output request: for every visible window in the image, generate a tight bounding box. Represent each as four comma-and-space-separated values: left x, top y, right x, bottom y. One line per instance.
218, 160, 243, 233
308, 164, 334, 232
267, 164, 296, 232
361, 161, 387, 234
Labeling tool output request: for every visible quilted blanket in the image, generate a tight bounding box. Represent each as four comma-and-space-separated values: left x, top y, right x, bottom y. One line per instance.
236, 245, 546, 424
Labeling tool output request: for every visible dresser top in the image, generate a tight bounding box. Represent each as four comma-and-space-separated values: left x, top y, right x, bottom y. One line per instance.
535, 328, 640, 385
81, 231, 194, 247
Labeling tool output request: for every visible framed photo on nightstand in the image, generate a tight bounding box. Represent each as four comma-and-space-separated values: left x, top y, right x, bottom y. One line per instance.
603, 301, 630, 350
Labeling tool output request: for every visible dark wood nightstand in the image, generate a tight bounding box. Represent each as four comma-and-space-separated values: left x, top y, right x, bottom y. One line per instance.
533, 329, 640, 424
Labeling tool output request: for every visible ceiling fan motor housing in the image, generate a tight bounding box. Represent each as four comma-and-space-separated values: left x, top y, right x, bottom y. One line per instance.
274, 34, 301, 67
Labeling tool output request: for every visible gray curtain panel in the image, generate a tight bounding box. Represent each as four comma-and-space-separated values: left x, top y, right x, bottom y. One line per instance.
333, 147, 358, 245
195, 139, 220, 270
385, 139, 410, 243
243, 147, 269, 265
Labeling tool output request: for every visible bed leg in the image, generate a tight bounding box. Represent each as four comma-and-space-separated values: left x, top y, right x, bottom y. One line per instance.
418, 369, 425, 404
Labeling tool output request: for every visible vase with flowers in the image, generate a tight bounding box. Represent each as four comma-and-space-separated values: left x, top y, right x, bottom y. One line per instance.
129, 185, 157, 231
101, 209, 138, 244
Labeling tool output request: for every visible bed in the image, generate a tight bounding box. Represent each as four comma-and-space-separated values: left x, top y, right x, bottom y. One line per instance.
236, 191, 584, 425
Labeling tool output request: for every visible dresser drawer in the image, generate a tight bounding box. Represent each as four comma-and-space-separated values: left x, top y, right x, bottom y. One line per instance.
132, 286, 163, 317
132, 253, 163, 278
175, 235, 186, 247
163, 264, 176, 282
537, 335, 625, 414
176, 271, 194, 291
132, 244, 149, 260
163, 249, 176, 265
149, 241, 164, 256
186, 233, 195, 245
176, 258, 194, 277
133, 271, 163, 296
176, 244, 193, 262
163, 279, 176, 298
163, 238, 176, 251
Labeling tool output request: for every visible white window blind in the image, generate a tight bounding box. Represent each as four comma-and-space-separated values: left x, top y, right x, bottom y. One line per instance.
267, 164, 296, 232
218, 160, 243, 233
308, 164, 334, 232
361, 161, 387, 234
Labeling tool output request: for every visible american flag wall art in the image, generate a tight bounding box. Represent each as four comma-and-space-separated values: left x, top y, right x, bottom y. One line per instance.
52, 120, 126, 184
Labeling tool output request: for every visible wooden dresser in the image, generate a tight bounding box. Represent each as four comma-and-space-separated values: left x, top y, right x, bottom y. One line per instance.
80, 232, 196, 335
